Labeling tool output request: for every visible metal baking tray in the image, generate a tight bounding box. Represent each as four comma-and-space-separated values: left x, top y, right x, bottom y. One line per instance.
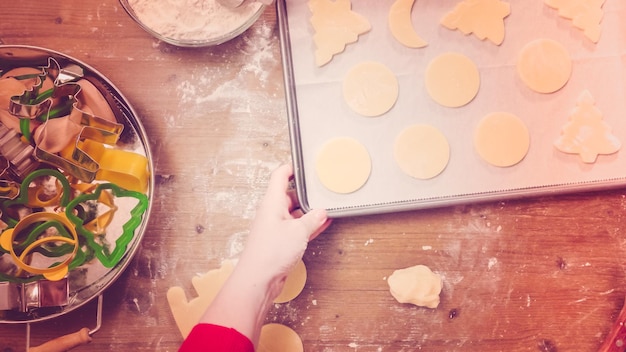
278, 0, 626, 217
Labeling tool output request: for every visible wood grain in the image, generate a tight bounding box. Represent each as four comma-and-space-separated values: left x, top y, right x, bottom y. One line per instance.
1, 2, 626, 351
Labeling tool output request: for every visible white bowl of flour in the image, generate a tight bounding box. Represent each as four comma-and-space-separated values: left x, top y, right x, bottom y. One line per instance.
120, 0, 265, 47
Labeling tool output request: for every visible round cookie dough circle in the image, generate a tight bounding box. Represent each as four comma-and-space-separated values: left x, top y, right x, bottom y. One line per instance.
394, 124, 450, 179
474, 112, 530, 167
274, 259, 307, 304
425, 52, 480, 108
315, 137, 372, 194
343, 61, 399, 117
517, 38, 572, 94
258, 324, 304, 352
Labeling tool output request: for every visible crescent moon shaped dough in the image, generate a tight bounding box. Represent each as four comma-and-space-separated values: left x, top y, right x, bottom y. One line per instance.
315, 137, 372, 194
343, 61, 399, 117
388, 0, 428, 48
517, 38, 572, 94
258, 324, 304, 352
474, 112, 530, 167
425, 52, 480, 108
394, 124, 450, 179
274, 259, 307, 304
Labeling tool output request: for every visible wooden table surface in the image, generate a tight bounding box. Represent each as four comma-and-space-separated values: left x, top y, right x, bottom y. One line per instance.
2, 1, 626, 351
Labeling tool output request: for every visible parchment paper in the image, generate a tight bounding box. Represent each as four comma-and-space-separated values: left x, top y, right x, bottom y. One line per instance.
281, 0, 626, 216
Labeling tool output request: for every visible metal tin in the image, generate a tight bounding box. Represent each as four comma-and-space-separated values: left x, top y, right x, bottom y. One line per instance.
0, 45, 154, 323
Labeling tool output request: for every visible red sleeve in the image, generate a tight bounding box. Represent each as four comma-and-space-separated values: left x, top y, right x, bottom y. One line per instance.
179, 324, 254, 352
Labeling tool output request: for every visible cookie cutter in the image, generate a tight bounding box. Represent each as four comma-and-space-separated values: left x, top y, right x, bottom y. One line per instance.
0, 278, 69, 312
3, 57, 149, 191
64, 138, 150, 193
65, 182, 149, 268
1, 168, 71, 228
0, 212, 79, 281
0, 121, 39, 181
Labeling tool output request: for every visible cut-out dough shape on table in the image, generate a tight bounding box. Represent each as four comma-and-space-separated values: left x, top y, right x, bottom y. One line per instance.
273, 259, 307, 304
425, 52, 480, 108
309, 0, 371, 67
388, 264, 442, 308
517, 38, 572, 94
394, 124, 450, 180
440, 0, 511, 45
544, 0, 605, 43
258, 323, 304, 352
474, 112, 530, 167
167, 259, 308, 338
315, 137, 372, 194
343, 61, 399, 117
554, 90, 621, 163
388, 0, 428, 48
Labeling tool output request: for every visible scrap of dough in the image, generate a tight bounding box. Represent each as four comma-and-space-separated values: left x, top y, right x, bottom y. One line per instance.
441, 0, 511, 45
554, 90, 621, 163
388, 264, 442, 308
166, 260, 235, 338
167, 259, 310, 338
394, 124, 450, 180
309, 0, 371, 67
425, 52, 480, 108
388, 0, 428, 48
517, 38, 572, 94
544, 0, 605, 43
274, 259, 307, 304
258, 324, 304, 352
474, 112, 530, 167
343, 61, 399, 117
315, 137, 371, 194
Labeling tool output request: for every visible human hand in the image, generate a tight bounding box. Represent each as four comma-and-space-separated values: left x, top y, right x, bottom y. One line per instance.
236, 164, 332, 297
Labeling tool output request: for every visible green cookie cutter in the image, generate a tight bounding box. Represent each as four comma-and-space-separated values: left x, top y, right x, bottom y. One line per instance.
65, 183, 148, 268
1, 168, 71, 228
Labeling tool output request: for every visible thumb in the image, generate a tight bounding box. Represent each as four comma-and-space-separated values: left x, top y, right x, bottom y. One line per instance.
298, 208, 329, 241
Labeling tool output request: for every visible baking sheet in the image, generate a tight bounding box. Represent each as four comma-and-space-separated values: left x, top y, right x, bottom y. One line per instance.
278, 0, 626, 217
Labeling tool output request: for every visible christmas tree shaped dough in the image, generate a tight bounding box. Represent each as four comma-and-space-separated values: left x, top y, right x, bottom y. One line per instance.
167, 260, 235, 338
554, 90, 621, 163
441, 0, 511, 45
309, 0, 371, 67
388, 264, 442, 308
167, 259, 309, 338
544, 0, 605, 43
388, 0, 428, 48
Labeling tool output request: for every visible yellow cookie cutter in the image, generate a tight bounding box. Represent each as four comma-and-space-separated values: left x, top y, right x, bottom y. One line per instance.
62, 138, 149, 193
0, 212, 78, 281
